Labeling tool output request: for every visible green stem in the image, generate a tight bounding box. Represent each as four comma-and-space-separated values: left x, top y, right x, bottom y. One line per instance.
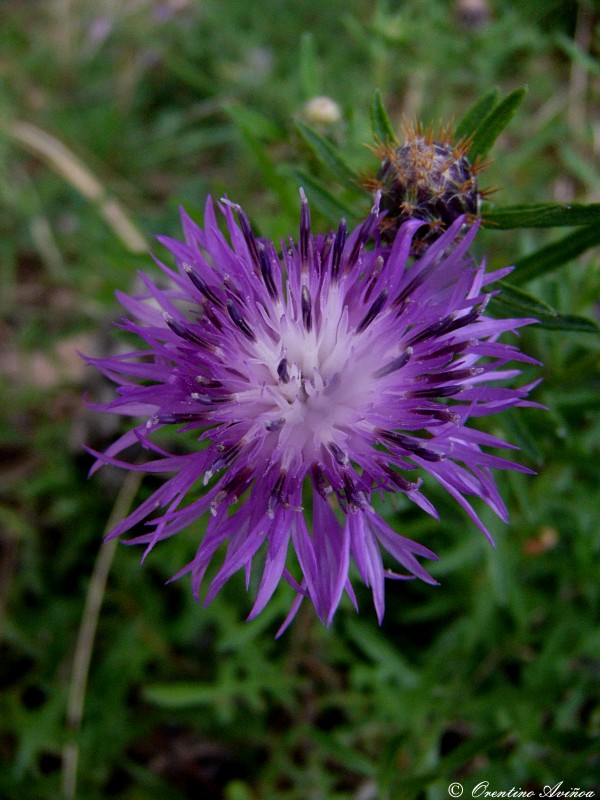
61, 471, 142, 799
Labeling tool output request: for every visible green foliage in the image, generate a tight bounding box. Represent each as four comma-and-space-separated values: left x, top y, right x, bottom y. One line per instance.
485, 202, 600, 229
455, 88, 501, 139
370, 88, 396, 144
468, 86, 529, 160
1, 1, 599, 799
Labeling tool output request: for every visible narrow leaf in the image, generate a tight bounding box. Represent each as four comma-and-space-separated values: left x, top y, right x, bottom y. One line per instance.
144, 682, 228, 708
492, 280, 556, 317
299, 32, 322, 98
469, 86, 528, 160
513, 224, 600, 283
224, 105, 284, 141
501, 409, 545, 467
345, 618, 418, 687
295, 120, 357, 186
491, 281, 599, 334
227, 106, 297, 214
370, 89, 396, 143
535, 314, 599, 334
455, 87, 500, 139
555, 33, 600, 78
310, 730, 377, 778
289, 168, 358, 223
485, 203, 600, 229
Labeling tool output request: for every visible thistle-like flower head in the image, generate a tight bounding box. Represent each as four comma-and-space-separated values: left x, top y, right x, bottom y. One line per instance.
86, 192, 539, 632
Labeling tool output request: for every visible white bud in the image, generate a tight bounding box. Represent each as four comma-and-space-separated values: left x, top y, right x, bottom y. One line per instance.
303, 96, 342, 126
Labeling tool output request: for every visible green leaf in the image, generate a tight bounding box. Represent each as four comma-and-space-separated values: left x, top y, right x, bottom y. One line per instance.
299, 32, 322, 98
534, 314, 599, 334
491, 281, 600, 334
512, 223, 600, 283
501, 409, 545, 468
224, 104, 284, 141
555, 33, 600, 78
295, 120, 357, 186
370, 88, 396, 143
455, 87, 500, 140
309, 730, 377, 778
484, 203, 600, 229
289, 168, 358, 223
559, 144, 600, 192
491, 280, 556, 317
226, 106, 296, 214
344, 618, 418, 687
469, 86, 528, 160
143, 682, 231, 709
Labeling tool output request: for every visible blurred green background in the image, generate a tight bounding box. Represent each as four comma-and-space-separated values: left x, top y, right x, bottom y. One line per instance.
1, 1, 599, 798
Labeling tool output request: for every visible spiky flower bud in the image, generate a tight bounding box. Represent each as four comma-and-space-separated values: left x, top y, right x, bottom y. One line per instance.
363, 124, 483, 253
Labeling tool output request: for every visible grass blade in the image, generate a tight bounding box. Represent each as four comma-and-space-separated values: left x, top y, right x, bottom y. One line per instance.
289, 168, 359, 223
512, 224, 600, 283
295, 120, 357, 186
370, 89, 396, 143
469, 86, 528, 160
485, 203, 600, 229
491, 281, 599, 334
455, 87, 500, 139
299, 32, 322, 98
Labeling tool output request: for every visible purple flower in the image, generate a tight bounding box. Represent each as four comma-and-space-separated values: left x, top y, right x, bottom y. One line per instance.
86, 192, 540, 632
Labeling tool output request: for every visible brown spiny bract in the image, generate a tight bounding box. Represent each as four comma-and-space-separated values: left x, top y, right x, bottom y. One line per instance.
362, 123, 485, 253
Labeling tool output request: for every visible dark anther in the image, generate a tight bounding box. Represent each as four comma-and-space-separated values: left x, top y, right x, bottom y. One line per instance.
373, 347, 413, 378
265, 417, 286, 432
191, 392, 230, 405
258, 244, 278, 300
411, 385, 463, 399
380, 463, 420, 493
300, 189, 311, 269
328, 441, 348, 465
424, 367, 482, 384
342, 471, 362, 511
202, 300, 223, 331
320, 232, 334, 273
357, 289, 388, 333
195, 376, 223, 388
445, 307, 480, 333
363, 256, 384, 304
378, 429, 443, 462
268, 471, 287, 517
301, 285, 312, 331
223, 275, 244, 304
392, 262, 437, 308
348, 205, 378, 267
412, 447, 443, 462
156, 411, 205, 424
311, 463, 330, 499
419, 341, 470, 361
222, 466, 253, 501
331, 219, 347, 280
277, 358, 290, 383
412, 407, 459, 423
233, 205, 261, 271
184, 266, 224, 306
165, 314, 206, 347
407, 313, 457, 346
207, 443, 242, 477
408, 307, 481, 347
227, 300, 256, 342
